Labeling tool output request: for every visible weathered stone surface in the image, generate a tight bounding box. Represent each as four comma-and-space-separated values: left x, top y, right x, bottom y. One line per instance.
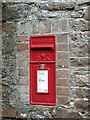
77, 0, 90, 4
40, 1, 76, 11
64, 112, 82, 118
71, 10, 83, 18
73, 88, 89, 98
2, 85, 10, 103
2, 35, 16, 79
70, 58, 88, 67
83, 6, 90, 19
2, 4, 19, 21
2, 105, 21, 117
75, 100, 89, 110
2, 23, 15, 36
74, 74, 89, 87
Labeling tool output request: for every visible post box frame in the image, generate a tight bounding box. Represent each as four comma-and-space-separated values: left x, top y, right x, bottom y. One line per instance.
30, 35, 56, 106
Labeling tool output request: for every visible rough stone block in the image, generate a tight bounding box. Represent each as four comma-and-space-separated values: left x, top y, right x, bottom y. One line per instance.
58, 97, 69, 105
40, 1, 76, 11
77, 0, 90, 4
2, 105, 21, 118
83, 6, 90, 20
2, 4, 19, 21
70, 58, 88, 67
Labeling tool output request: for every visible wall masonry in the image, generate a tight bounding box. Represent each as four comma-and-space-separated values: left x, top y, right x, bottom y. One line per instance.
1, 0, 90, 119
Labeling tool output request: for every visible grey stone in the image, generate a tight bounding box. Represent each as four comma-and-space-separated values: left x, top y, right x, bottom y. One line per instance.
2, 4, 19, 21
83, 6, 90, 20
40, 2, 76, 11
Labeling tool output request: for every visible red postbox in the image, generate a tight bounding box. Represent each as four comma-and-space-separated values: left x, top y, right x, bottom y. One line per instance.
30, 35, 56, 106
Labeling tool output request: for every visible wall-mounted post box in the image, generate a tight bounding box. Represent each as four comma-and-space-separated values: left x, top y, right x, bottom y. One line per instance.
30, 35, 56, 106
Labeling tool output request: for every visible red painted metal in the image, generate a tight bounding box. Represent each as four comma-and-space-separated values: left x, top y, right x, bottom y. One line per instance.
30, 35, 56, 106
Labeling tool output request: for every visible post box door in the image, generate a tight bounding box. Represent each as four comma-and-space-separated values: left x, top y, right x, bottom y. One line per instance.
30, 35, 56, 106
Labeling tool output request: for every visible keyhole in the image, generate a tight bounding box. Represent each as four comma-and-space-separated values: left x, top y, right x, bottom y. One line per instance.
40, 64, 44, 68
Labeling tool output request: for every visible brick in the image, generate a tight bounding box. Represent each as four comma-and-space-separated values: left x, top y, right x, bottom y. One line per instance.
32, 22, 39, 34
57, 44, 68, 51
57, 70, 69, 78
58, 97, 69, 105
18, 60, 28, 67
18, 43, 28, 51
38, 22, 45, 34
18, 52, 28, 59
57, 52, 68, 60
57, 79, 69, 86
18, 36, 28, 41
44, 20, 51, 33
19, 76, 29, 85
57, 61, 69, 68
61, 19, 67, 32
18, 85, 29, 104
19, 69, 28, 76
57, 87, 70, 96
56, 34, 68, 43
51, 20, 59, 32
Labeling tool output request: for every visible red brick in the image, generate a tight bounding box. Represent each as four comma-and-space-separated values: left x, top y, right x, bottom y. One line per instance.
57, 61, 69, 68
57, 52, 68, 60
52, 20, 59, 32
19, 69, 28, 76
57, 44, 68, 51
61, 19, 67, 32
57, 79, 69, 86
44, 20, 51, 33
57, 70, 69, 78
18, 52, 28, 59
18, 60, 28, 67
18, 36, 28, 41
56, 34, 68, 43
18, 43, 28, 51
58, 97, 69, 105
57, 87, 70, 96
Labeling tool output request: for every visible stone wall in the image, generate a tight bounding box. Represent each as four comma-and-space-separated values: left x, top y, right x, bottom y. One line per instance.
1, 0, 90, 119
